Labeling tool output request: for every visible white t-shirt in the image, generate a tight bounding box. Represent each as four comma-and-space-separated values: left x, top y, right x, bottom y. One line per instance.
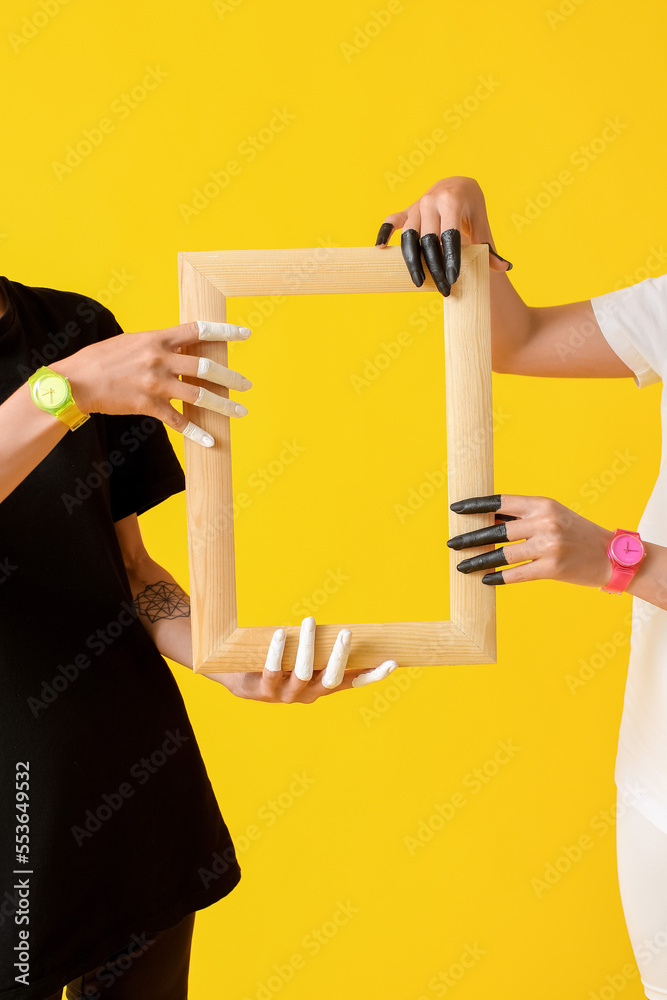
590, 273, 667, 832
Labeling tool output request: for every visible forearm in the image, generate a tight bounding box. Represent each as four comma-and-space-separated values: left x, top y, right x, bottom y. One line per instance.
626, 540, 667, 611
126, 556, 195, 670
488, 267, 536, 373
0, 357, 89, 505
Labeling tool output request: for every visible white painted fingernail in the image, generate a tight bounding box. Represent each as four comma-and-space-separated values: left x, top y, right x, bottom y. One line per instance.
294, 616, 316, 680
321, 631, 351, 688
196, 320, 252, 341
183, 420, 214, 447
351, 661, 398, 688
235, 403, 248, 416
264, 628, 286, 671
241, 377, 252, 390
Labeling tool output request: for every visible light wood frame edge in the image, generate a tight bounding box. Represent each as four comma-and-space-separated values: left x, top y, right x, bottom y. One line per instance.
177, 245, 496, 672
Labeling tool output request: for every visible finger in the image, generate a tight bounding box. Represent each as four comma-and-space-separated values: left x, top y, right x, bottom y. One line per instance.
448, 521, 515, 550
481, 241, 513, 271
456, 538, 534, 574
450, 494, 535, 517
185, 383, 248, 418
482, 558, 545, 586
375, 222, 394, 246
263, 627, 286, 680
293, 616, 316, 681
401, 229, 425, 287
441, 229, 462, 286
195, 320, 252, 341
350, 660, 398, 688
164, 320, 252, 350
375, 211, 408, 246
420, 233, 450, 297
174, 354, 252, 392
181, 420, 215, 448
321, 629, 352, 689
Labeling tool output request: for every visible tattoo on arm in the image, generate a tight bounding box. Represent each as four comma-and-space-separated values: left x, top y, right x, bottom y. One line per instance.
134, 581, 191, 623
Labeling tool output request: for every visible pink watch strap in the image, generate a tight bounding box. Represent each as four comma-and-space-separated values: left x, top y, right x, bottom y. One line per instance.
603, 564, 636, 595
601, 529, 644, 595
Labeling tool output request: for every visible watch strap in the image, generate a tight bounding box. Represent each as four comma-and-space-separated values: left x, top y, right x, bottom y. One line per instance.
57, 399, 90, 430
28, 366, 90, 431
600, 529, 643, 595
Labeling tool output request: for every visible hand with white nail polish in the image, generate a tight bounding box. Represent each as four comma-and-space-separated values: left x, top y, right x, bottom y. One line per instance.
52, 318, 252, 448
207, 616, 399, 703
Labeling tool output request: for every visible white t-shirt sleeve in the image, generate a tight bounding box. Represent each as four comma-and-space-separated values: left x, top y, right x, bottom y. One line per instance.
589, 273, 667, 388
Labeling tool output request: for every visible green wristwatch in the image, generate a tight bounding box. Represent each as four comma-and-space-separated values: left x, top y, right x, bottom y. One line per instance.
27, 365, 90, 431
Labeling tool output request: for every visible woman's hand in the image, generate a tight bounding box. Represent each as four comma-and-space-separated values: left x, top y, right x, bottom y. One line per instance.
53, 320, 252, 448
207, 617, 399, 704
375, 176, 512, 297
447, 493, 615, 588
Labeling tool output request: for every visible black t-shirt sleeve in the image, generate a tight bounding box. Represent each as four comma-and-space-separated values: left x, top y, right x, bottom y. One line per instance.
92, 305, 186, 523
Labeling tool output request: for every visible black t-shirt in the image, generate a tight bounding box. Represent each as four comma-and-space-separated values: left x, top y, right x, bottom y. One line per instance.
0, 276, 241, 1000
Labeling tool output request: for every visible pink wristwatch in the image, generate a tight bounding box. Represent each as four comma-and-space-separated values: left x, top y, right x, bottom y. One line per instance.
600, 529, 646, 595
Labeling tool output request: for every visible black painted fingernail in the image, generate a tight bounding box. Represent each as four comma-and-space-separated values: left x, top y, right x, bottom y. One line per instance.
457, 559, 473, 573
450, 495, 502, 514
375, 222, 393, 246
446, 265, 457, 285
484, 242, 513, 269
482, 572, 505, 585
447, 535, 464, 550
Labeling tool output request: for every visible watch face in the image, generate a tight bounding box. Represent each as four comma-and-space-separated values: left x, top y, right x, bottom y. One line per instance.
610, 533, 644, 567
34, 373, 68, 409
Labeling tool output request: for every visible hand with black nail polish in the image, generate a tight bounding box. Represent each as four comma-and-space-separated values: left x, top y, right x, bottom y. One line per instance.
447, 493, 615, 588
374, 176, 513, 297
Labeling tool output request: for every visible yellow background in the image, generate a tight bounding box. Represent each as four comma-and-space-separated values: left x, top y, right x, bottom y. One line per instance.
3, 0, 667, 996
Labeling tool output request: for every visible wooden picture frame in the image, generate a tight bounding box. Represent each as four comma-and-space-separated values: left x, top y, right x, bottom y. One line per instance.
178, 244, 496, 673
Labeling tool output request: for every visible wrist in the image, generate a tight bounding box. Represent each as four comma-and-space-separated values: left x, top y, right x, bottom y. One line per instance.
50, 352, 95, 414
600, 528, 647, 595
